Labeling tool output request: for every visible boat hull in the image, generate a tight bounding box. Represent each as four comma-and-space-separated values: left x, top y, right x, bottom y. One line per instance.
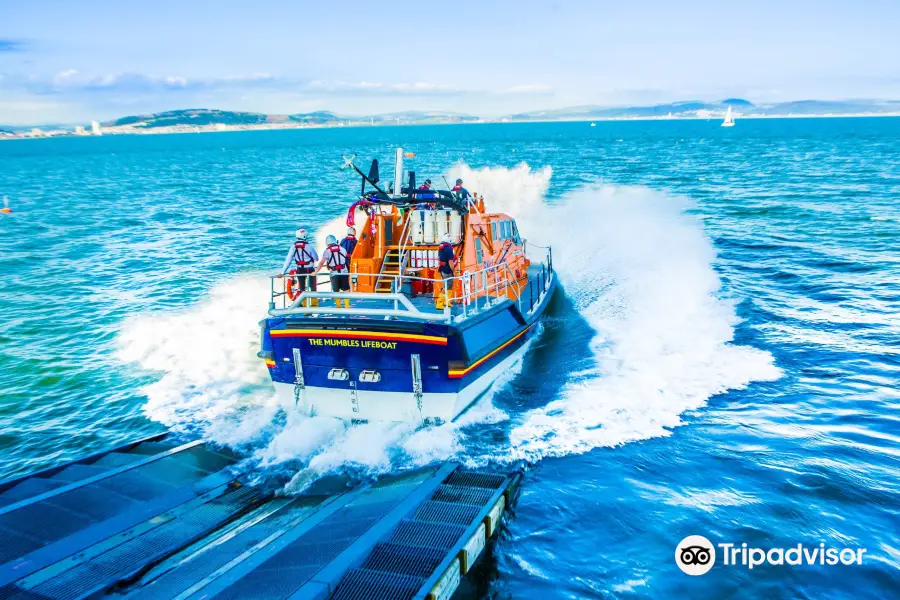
273, 339, 531, 422
261, 273, 556, 423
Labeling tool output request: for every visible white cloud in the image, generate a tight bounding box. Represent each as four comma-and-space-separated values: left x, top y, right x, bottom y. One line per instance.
500, 84, 554, 95
306, 80, 467, 96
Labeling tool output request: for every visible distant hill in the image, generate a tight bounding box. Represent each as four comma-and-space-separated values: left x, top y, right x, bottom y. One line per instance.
722, 98, 754, 106
289, 111, 342, 124
510, 101, 719, 120
99, 108, 479, 129
370, 111, 479, 123
104, 108, 275, 128
508, 98, 900, 120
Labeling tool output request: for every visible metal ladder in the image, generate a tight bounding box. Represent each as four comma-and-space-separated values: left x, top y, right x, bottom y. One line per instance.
374, 217, 412, 293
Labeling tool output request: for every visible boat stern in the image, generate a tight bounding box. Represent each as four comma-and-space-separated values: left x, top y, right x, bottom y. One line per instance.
260, 318, 465, 423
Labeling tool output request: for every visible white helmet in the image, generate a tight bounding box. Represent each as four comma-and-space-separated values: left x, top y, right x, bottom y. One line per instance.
347, 226, 356, 236
442, 233, 452, 244
295, 228, 308, 241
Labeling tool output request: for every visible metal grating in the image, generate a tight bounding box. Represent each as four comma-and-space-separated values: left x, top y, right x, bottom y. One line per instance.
29, 485, 260, 600
126, 456, 209, 487
361, 542, 446, 578
389, 520, 465, 551
212, 475, 430, 600
0, 502, 93, 564
431, 484, 494, 506
414, 500, 481, 526
46, 485, 139, 522
0, 478, 66, 508
213, 565, 321, 600
89, 452, 145, 469
124, 499, 322, 600
44, 464, 109, 484
0, 452, 220, 563
171, 446, 237, 474
444, 470, 506, 489
0, 525, 45, 569
330, 568, 423, 600
0, 584, 48, 600
125, 442, 181, 456
90, 469, 178, 502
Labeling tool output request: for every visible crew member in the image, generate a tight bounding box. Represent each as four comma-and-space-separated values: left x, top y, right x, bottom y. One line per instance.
437, 233, 456, 280
451, 178, 470, 200
280, 228, 318, 306
315, 234, 351, 308
417, 179, 436, 208
340, 226, 358, 257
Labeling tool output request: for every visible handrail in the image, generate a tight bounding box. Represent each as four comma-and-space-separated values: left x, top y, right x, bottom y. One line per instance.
270, 291, 450, 321
395, 213, 414, 280
269, 245, 553, 324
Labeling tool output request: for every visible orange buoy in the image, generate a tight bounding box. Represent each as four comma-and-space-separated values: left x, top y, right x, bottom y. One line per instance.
1, 196, 10, 213
286, 270, 300, 301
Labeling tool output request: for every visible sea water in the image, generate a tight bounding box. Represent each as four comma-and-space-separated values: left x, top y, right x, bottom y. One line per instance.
1, 118, 898, 597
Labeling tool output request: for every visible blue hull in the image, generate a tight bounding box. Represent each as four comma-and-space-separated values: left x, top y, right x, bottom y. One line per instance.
260, 273, 557, 422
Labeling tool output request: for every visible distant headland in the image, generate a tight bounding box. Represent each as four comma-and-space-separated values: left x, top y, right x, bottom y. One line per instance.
2, 99, 899, 139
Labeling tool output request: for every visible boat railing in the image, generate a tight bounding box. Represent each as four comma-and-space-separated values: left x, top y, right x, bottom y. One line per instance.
268, 246, 554, 323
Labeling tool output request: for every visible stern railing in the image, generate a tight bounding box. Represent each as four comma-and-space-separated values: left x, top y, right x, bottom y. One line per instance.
268, 245, 553, 323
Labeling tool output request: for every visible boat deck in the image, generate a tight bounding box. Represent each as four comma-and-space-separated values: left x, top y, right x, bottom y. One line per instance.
0, 433, 519, 600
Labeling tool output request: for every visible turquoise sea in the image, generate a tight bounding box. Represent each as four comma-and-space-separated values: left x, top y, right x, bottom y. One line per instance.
1, 118, 899, 598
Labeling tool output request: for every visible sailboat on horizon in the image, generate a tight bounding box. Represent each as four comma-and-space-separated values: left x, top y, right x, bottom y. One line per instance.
722, 105, 736, 127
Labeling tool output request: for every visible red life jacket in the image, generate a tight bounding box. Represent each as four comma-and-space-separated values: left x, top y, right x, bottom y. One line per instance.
452, 185, 462, 191
293, 241, 314, 268
326, 244, 348, 271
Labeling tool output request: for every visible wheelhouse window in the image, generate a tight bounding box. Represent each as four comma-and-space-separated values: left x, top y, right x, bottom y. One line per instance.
475, 238, 484, 263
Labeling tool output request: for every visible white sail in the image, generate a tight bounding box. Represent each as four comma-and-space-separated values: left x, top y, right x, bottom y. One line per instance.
722, 106, 735, 127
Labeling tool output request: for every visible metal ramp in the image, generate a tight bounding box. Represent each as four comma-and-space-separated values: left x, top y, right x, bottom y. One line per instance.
0, 435, 521, 600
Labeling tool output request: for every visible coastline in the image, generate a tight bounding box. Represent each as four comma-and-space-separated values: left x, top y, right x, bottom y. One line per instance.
3, 111, 900, 140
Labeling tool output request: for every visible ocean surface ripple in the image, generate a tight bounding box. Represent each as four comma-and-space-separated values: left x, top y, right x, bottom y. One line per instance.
1, 119, 898, 598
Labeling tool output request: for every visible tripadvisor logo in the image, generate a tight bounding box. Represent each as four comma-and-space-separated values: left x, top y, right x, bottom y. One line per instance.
675, 535, 716, 576
676, 535, 867, 575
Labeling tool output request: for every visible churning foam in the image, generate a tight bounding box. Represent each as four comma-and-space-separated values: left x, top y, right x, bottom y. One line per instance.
505, 181, 782, 460
117, 161, 780, 484
117, 274, 281, 446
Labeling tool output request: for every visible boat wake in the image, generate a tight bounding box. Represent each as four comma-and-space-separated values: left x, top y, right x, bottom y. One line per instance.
117, 163, 780, 487
505, 182, 782, 460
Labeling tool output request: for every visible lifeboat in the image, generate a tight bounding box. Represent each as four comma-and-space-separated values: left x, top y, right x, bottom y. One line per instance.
259, 148, 557, 424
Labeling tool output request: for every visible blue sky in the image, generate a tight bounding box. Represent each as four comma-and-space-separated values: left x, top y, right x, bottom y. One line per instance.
1, 0, 898, 124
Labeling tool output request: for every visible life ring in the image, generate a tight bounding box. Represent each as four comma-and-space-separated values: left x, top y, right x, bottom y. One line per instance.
286, 270, 301, 301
